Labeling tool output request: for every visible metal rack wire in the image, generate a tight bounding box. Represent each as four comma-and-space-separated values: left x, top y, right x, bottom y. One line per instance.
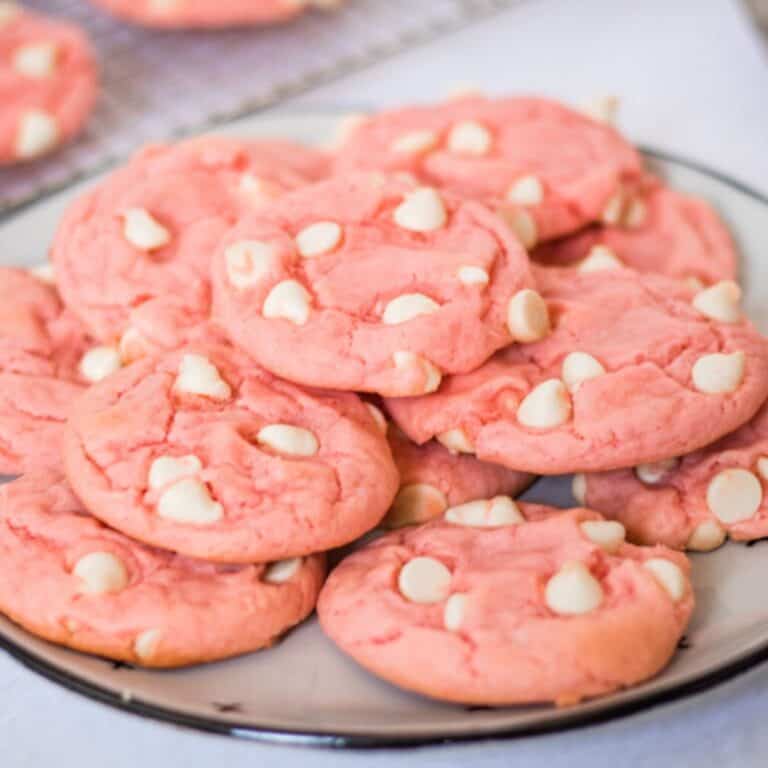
2, 0, 517, 212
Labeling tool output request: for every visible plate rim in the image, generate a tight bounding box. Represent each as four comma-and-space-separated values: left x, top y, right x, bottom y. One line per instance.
2, 144, 768, 749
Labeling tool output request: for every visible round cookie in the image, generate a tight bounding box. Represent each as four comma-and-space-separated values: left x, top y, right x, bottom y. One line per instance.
0, 4, 97, 165
52, 135, 330, 347
0, 472, 325, 668
386, 266, 768, 474
211, 173, 544, 396
577, 399, 768, 551
334, 96, 644, 248
63, 343, 400, 562
318, 501, 693, 706
534, 183, 738, 287
378, 412, 534, 528
0, 266, 94, 474
87, 0, 340, 28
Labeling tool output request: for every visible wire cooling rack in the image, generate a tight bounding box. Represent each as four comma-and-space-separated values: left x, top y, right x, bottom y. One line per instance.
1, 0, 518, 212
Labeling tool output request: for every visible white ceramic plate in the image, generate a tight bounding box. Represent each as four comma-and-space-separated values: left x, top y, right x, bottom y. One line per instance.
1, 113, 768, 748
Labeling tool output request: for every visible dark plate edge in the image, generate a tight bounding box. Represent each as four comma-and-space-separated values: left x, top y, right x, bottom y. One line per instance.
2, 146, 768, 749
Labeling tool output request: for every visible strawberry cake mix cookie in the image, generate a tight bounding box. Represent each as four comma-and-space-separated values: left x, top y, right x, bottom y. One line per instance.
211, 173, 546, 396
63, 343, 399, 562
88, 0, 340, 28
534, 183, 738, 287
318, 501, 693, 705
334, 96, 644, 248
575, 399, 768, 551
376, 409, 534, 528
0, 4, 97, 165
0, 472, 325, 667
52, 135, 330, 350
386, 267, 768, 474
0, 267, 101, 474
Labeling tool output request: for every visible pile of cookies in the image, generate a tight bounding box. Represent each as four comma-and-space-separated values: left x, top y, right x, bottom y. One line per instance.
1, 92, 766, 708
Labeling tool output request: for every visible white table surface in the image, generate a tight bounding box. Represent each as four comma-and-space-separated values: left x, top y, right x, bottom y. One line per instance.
3, 0, 768, 765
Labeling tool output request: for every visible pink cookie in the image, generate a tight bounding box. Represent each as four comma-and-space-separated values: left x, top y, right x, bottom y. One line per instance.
318, 502, 692, 706
378, 411, 534, 528
63, 343, 399, 563
0, 266, 93, 474
52, 135, 330, 347
534, 182, 737, 286
577, 399, 768, 551
88, 0, 339, 28
335, 96, 644, 247
386, 267, 768, 474
0, 472, 325, 668
211, 173, 543, 396
0, 5, 97, 165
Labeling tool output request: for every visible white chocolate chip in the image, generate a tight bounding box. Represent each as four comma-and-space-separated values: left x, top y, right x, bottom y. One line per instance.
447, 120, 492, 155
394, 187, 447, 232
517, 379, 572, 429
332, 113, 369, 148
174, 354, 231, 399
457, 266, 489, 286
507, 175, 544, 206
635, 458, 679, 485
443, 593, 468, 632
580, 520, 626, 553
578, 245, 623, 273
507, 289, 550, 343
561, 351, 606, 393
623, 197, 647, 228
156, 477, 223, 525
121, 208, 171, 251
391, 130, 438, 155
601, 190, 626, 225
296, 221, 342, 258
692, 280, 742, 323
706, 468, 762, 524
364, 403, 388, 435
393, 351, 442, 394
148, 454, 202, 490
0, 2, 19, 26
436, 428, 474, 454
387, 483, 448, 528
382, 293, 440, 325
118, 327, 150, 364
80, 346, 122, 383
445, 496, 524, 527
264, 558, 302, 584
691, 351, 745, 394
238, 174, 281, 204
15, 110, 59, 159
687, 520, 726, 552
225, 240, 278, 289
398, 556, 452, 604
503, 209, 538, 250
73, 552, 129, 595
134, 629, 162, 662
257, 424, 319, 457
756, 456, 768, 482
28, 263, 56, 283
572, 473, 587, 505
262, 280, 311, 325
13, 42, 57, 78
582, 95, 620, 125
545, 561, 604, 615
643, 558, 686, 602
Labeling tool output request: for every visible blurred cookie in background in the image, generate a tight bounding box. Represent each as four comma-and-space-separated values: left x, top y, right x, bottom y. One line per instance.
86, 0, 343, 28
0, 3, 97, 165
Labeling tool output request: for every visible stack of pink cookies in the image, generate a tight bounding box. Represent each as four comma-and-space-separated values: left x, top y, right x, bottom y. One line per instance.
1, 93, 764, 708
